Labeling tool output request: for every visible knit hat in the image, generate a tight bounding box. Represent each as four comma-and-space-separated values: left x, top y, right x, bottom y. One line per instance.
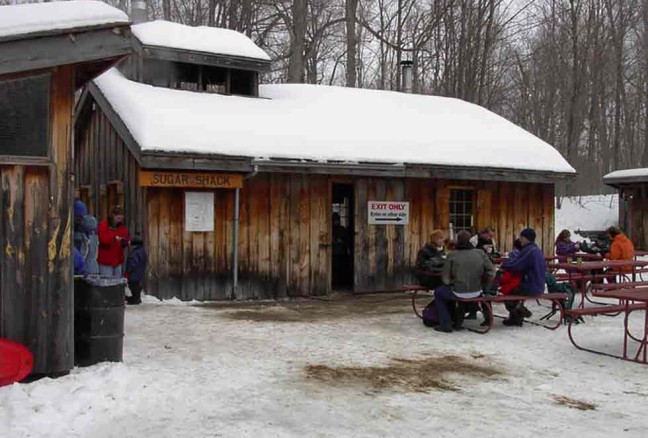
520, 228, 536, 242
74, 200, 88, 218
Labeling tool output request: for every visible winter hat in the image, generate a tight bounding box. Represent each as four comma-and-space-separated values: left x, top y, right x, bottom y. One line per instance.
520, 228, 536, 242
74, 200, 88, 218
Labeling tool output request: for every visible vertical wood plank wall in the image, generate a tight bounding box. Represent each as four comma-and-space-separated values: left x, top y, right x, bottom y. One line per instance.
74, 100, 145, 237
0, 66, 74, 374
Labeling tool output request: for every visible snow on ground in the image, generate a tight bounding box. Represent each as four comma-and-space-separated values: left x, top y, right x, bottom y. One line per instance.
555, 194, 618, 237
0, 1, 128, 40
2, 293, 647, 438
94, 69, 574, 174
132, 21, 271, 61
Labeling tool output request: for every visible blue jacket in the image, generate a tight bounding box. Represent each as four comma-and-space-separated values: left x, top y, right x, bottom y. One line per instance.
501, 243, 546, 295
126, 244, 147, 284
74, 247, 86, 276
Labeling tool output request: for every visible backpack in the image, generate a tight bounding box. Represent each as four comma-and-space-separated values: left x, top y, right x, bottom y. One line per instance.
422, 300, 439, 327
545, 273, 576, 310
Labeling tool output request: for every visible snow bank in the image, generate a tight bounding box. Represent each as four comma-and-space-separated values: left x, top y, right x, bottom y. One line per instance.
2, 295, 647, 437
555, 194, 618, 237
132, 20, 270, 61
0, 1, 128, 40
94, 69, 575, 174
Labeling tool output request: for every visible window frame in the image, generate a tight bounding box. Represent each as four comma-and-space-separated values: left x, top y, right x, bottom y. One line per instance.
449, 188, 476, 233
0, 72, 51, 165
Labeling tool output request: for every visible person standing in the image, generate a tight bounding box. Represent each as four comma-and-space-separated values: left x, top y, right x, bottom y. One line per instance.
125, 235, 147, 305
433, 230, 495, 333
500, 228, 546, 326
98, 206, 130, 277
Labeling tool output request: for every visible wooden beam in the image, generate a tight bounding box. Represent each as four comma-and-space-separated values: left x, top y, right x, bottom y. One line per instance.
0, 27, 132, 76
141, 45, 271, 73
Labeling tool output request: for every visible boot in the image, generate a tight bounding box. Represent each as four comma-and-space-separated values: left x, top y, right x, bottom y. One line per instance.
434, 326, 453, 333
520, 305, 532, 319
503, 309, 523, 326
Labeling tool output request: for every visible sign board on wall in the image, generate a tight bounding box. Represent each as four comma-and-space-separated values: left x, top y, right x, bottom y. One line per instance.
139, 170, 243, 189
185, 192, 214, 232
368, 201, 409, 225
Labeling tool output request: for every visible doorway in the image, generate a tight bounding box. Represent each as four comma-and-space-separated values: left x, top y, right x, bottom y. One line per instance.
331, 183, 354, 290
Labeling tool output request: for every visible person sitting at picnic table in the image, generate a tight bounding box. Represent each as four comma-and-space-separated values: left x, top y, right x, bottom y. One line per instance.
499, 239, 523, 295
555, 229, 580, 262
470, 227, 498, 257
499, 228, 547, 326
605, 226, 635, 283
433, 230, 495, 333
414, 230, 447, 290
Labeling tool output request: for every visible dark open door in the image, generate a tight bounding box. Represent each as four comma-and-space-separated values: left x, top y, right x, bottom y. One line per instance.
331, 183, 354, 290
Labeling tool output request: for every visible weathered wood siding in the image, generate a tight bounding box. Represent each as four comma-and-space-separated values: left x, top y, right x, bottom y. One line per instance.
144, 174, 330, 300
0, 66, 74, 374
625, 185, 648, 250
74, 98, 145, 236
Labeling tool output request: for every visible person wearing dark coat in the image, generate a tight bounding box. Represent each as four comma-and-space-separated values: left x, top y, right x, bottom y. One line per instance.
415, 230, 447, 290
74, 247, 86, 276
500, 228, 547, 326
125, 236, 147, 305
433, 230, 495, 333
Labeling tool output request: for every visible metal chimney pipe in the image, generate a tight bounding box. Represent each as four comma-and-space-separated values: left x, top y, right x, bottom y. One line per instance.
400, 60, 413, 93
131, 0, 147, 24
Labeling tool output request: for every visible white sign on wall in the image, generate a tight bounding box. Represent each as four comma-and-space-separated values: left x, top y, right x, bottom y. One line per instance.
185, 191, 214, 232
368, 201, 409, 225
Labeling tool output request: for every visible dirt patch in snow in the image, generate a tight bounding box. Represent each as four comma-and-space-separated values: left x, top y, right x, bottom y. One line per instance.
304, 354, 502, 392
217, 294, 411, 322
552, 395, 597, 411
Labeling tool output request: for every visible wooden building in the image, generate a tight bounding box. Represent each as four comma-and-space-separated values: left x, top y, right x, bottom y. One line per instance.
0, 1, 131, 375
74, 20, 575, 301
604, 169, 648, 249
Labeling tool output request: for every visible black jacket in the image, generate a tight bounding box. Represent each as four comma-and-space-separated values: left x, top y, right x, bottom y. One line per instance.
126, 244, 148, 285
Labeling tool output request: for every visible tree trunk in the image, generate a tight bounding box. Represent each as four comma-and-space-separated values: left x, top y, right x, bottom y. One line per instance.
345, 0, 358, 87
288, 0, 307, 83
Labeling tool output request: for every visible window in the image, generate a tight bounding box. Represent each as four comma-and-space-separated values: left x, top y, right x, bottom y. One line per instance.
449, 189, 474, 233
0, 74, 50, 157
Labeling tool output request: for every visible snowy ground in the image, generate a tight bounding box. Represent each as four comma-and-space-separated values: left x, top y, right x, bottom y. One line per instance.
2, 293, 648, 438
3, 193, 645, 438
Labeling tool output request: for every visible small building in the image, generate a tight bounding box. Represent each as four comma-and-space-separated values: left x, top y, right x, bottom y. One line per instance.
0, 1, 131, 375
604, 168, 648, 249
74, 20, 575, 301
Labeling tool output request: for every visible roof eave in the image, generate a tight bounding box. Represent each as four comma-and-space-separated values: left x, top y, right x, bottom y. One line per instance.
136, 39, 272, 72
0, 24, 132, 76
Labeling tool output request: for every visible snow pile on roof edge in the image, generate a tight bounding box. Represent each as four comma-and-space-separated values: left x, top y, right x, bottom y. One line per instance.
94, 69, 575, 174
0, 1, 129, 40
131, 20, 270, 61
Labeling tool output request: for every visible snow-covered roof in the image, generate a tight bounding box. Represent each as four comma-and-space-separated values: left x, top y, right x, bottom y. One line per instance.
131, 20, 270, 62
0, 1, 129, 42
93, 69, 575, 175
604, 168, 648, 185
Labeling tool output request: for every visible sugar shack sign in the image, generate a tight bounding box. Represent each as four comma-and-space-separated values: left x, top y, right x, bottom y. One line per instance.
139, 171, 243, 189
368, 201, 409, 225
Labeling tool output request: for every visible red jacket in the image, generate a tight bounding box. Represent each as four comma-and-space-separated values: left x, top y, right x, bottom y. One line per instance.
499, 271, 523, 296
97, 220, 130, 267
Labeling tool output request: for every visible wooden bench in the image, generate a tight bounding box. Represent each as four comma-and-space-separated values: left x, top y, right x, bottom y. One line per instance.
564, 303, 648, 361
402, 284, 567, 334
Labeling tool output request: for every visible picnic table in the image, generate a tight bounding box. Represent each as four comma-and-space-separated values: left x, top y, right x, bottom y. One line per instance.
574, 287, 648, 364
553, 259, 648, 309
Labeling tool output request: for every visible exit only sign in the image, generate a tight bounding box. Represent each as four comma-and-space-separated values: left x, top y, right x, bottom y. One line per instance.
368, 201, 410, 225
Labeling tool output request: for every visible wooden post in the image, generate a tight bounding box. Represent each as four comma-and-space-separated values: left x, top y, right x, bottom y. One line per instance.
233, 187, 240, 289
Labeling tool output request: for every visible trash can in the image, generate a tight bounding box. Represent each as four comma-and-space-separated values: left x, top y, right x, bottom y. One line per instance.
74, 275, 126, 367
